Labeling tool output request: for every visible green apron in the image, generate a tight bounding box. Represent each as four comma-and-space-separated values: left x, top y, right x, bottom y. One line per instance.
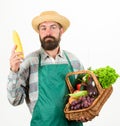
30, 52, 83, 126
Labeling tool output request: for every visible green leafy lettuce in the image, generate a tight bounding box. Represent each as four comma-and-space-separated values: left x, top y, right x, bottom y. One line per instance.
93, 66, 119, 88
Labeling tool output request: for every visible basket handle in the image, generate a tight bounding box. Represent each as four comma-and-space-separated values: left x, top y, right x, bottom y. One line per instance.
65, 70, 103, 94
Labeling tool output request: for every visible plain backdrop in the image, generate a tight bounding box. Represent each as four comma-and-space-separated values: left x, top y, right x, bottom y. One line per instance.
0, 0, 120, 126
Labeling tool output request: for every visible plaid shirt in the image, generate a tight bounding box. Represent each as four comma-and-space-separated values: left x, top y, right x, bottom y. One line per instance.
7, 48, 84, 114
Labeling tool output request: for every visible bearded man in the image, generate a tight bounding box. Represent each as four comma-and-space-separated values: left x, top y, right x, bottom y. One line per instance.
7, 10, 86, 126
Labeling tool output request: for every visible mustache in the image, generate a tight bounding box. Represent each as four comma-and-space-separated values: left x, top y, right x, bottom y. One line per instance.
43, 36, 55, 40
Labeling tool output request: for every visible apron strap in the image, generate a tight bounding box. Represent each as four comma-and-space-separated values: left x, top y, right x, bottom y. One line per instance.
63, 50, 74, 72
63, 50, 76, 85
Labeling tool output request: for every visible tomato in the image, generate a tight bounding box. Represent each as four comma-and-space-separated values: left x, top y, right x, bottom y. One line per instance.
76, 83, 81, 90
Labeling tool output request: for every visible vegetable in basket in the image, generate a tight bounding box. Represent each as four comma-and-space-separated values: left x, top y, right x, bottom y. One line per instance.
75, 66, 120, 89
93, 66, 119, 88
75, 74, 99, 97
64, 68, 114, 121
68, 90, 88, 98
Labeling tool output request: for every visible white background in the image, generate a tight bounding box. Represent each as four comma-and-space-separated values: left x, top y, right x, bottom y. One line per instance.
0, 0, 120, 126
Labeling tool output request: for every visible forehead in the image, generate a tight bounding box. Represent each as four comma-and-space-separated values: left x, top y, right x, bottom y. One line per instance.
39, 21, 59, 27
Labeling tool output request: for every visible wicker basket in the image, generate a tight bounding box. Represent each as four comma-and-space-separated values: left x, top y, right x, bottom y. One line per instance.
64, 70, 113, 121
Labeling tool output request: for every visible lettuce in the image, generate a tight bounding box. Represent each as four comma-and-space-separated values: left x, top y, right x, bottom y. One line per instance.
93, 66, 119, 88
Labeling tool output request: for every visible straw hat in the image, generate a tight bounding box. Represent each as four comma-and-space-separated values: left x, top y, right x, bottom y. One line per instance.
32, 11, 70, 33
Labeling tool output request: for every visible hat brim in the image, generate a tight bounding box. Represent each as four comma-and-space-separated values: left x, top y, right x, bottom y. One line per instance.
32, 11, 70, 33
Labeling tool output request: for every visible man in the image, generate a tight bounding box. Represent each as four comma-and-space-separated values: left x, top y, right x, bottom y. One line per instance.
7, 10, 86, 126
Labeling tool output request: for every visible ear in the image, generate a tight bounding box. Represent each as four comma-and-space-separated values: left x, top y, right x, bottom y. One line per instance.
60, 27, 64, 34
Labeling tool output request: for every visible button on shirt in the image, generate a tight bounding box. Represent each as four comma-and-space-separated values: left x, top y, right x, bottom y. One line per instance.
7, 48, 84, 114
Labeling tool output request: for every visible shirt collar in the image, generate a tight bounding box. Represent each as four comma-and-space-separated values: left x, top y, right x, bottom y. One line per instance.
40, 47, 64, 60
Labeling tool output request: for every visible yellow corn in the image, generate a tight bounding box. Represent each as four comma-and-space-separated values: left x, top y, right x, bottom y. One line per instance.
12, 30, 24, 58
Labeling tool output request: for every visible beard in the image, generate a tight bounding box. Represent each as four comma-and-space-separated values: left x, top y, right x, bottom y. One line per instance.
39, 35, 61, 50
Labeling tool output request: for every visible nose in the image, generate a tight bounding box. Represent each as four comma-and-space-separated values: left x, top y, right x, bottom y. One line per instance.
46, 27, 52, 36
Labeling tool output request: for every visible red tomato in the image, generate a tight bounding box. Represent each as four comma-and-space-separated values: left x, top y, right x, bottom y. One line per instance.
76, 84, 81, 90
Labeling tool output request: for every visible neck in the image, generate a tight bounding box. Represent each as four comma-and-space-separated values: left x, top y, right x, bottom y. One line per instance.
46, 46, 60, 59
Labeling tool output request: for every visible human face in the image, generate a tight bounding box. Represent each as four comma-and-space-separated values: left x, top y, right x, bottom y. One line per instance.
38, 21, 64, 50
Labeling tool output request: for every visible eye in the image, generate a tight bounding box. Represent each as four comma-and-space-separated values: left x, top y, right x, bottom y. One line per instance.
40, 27, 46, 31
52, 25, 57, 29
50, 25, 58, 30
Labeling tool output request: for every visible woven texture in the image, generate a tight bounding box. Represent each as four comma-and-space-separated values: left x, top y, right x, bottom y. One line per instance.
64, 70, 113, 121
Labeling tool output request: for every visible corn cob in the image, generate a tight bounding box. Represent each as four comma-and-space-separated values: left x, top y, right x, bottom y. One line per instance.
68, 90, 88, 98
12, 30, 24, 58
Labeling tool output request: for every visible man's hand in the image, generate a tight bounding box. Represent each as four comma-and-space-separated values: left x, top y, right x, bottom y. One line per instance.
10, 45, 24, 72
